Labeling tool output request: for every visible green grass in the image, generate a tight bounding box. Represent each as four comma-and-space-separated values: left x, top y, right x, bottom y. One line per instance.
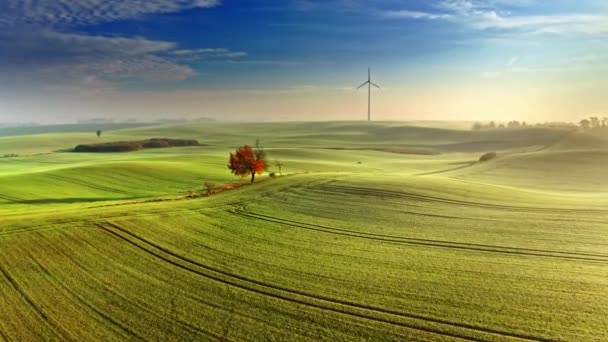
1, 122, 607, 341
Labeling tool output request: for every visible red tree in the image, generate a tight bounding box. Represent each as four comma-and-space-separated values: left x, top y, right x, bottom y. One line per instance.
228, 145, 267, 183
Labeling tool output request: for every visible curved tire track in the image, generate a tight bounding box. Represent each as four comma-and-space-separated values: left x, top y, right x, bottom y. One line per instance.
316, 184, 608, 214
235, 210, 608, 263
30, 233, 224, 341
0, 264, 72, 340
45, 174, 135, 196
0, 194, 23, 204
33, 258, 146, 341
99, 222, 551, 342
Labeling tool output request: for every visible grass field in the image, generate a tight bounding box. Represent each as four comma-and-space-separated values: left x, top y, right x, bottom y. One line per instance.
1, 122, 607, 341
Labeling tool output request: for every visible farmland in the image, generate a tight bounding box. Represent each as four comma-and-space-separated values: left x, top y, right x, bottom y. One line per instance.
1, 122, 608, 341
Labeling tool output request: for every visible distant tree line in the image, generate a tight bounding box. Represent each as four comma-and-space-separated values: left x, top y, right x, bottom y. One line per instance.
472, 121, 528, 130
578, 116, 608, 131
472, 121, 577, 130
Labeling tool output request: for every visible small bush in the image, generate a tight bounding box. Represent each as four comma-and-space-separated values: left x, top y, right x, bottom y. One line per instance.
203, 181, 218, 196
479, 152, 497, 162
269, 172, 276, 178
2, 153, 19, 158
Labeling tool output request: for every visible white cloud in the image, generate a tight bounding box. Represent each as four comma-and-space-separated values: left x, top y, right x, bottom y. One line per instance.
0, 0, 221, 27
1, 31, 175, 64
437, 0, 475, 14
0, 32, 201, 88
0, 1, 248, 89
507, 56, 519, 66
472, 11, 608, 33
387, 0, 608, 35
383, 10, 451, 20
171, 48, 248, 61
42, 56, 196, 83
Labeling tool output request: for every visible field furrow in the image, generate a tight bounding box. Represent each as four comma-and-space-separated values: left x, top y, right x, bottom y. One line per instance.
234, 210, 608, 262
98, 221, 554, 341
316, 184, 608, 214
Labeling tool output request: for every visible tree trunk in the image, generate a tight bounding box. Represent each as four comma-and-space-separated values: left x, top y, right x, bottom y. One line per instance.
251, 172, 255, 183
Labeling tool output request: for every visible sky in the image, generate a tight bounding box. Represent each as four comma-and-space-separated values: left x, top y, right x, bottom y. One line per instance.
0, 0, 607, 124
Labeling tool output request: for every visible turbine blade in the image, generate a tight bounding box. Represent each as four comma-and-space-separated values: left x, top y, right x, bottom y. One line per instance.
371, 82, 381, 89
357, 81, 370, 89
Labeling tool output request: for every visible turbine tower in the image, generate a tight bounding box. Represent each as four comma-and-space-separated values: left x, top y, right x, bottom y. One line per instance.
357, 67, 381, 121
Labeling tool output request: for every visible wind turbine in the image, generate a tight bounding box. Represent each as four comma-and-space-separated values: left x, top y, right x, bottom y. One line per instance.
357, 67, 381, 121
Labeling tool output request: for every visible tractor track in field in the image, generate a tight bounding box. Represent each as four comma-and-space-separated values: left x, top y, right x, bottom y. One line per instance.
267, 193, 484, 221
110, 169, 200, 188
0, 263, 73, 341
0, 205, 229, 237
0, 206, 202, 237
414, 162, 477, 176
0, 175, 331, 234
0, 194, 24, 203
316, 184, 608, 214
98, 222, 551, 342
234, 210, 608, 263
45, 174, 135, 196
31, 259, 146, 342
30, 234, 226, 341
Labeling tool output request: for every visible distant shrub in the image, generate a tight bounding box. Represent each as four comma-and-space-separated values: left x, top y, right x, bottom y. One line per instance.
479, 152, 497, 162
2, 153, 19, 158
269, 172, 276, 178
203, 181, 218, 196
74, 138, 200, 152
186, 191, 199, 199
74, 141, 143, 152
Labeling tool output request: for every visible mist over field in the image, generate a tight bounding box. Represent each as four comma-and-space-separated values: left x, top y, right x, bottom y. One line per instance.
1, 1, 608, 341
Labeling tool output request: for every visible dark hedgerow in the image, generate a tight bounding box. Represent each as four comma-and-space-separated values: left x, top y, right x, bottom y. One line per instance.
73, 138, 200, 153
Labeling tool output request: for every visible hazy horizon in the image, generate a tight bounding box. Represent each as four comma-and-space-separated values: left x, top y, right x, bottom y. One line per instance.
1, 0, 606, 123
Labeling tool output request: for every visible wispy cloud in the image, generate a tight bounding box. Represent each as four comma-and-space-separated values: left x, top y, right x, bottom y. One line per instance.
385, 0, 608, 35
507, 56, 519, 67
382, 10, 451, 20
0, 0, 237, 89
471, 11, 608, 34
170, 48, 247, 61
0, 0, 221, 27
1, 31, 176, 64
0, 32, 196, 88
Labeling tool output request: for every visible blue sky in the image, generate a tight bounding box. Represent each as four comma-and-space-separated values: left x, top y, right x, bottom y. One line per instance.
0, 0, 606, 123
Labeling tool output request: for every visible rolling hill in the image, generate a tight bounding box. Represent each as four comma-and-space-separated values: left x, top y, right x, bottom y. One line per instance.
1, 122, 607, 341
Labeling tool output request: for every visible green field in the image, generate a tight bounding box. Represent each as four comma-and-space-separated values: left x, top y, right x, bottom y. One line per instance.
1, 122, 608, 341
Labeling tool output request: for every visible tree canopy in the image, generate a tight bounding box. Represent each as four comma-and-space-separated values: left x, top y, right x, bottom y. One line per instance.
228, 145, 267, 183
